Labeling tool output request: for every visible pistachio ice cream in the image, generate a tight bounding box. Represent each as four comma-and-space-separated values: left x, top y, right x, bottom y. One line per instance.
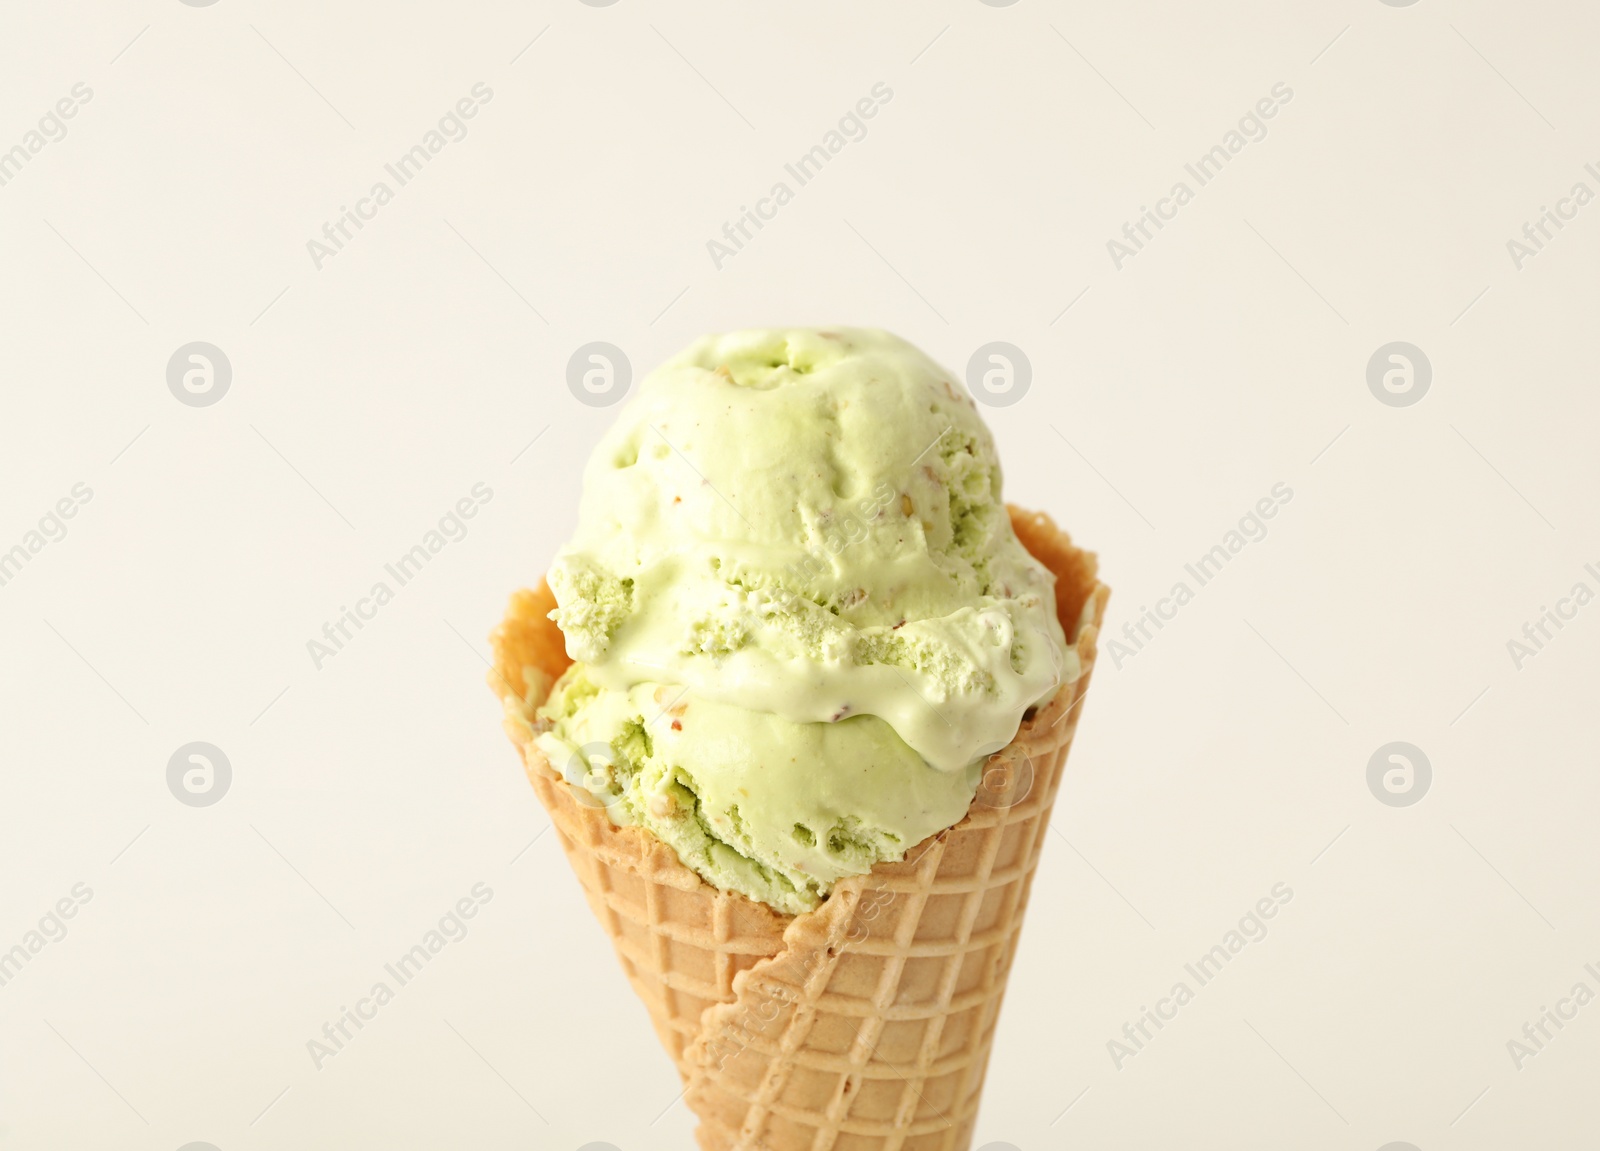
533, 328, 1073, 913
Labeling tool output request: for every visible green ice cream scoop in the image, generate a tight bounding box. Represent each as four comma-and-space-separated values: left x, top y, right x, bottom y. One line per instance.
539, 328, 1072, 911
534, 665, 981, 914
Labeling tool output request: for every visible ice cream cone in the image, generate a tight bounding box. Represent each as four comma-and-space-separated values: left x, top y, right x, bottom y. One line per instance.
491, 506, 1107, 1149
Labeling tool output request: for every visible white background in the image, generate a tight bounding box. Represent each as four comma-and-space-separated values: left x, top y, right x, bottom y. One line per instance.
2, 1, 1597, 1148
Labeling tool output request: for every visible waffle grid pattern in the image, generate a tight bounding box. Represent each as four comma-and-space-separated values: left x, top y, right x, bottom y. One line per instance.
684, 705, 1080, 1150
492, 506, 1106, 1150
527, 766, 786, 1071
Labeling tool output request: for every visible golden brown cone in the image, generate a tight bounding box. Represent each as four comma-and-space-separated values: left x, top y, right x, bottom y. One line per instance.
490, 506, 1108, 1149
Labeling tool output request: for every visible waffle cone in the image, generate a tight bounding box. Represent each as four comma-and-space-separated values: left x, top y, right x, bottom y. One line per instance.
490, 506, 1108, 1149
